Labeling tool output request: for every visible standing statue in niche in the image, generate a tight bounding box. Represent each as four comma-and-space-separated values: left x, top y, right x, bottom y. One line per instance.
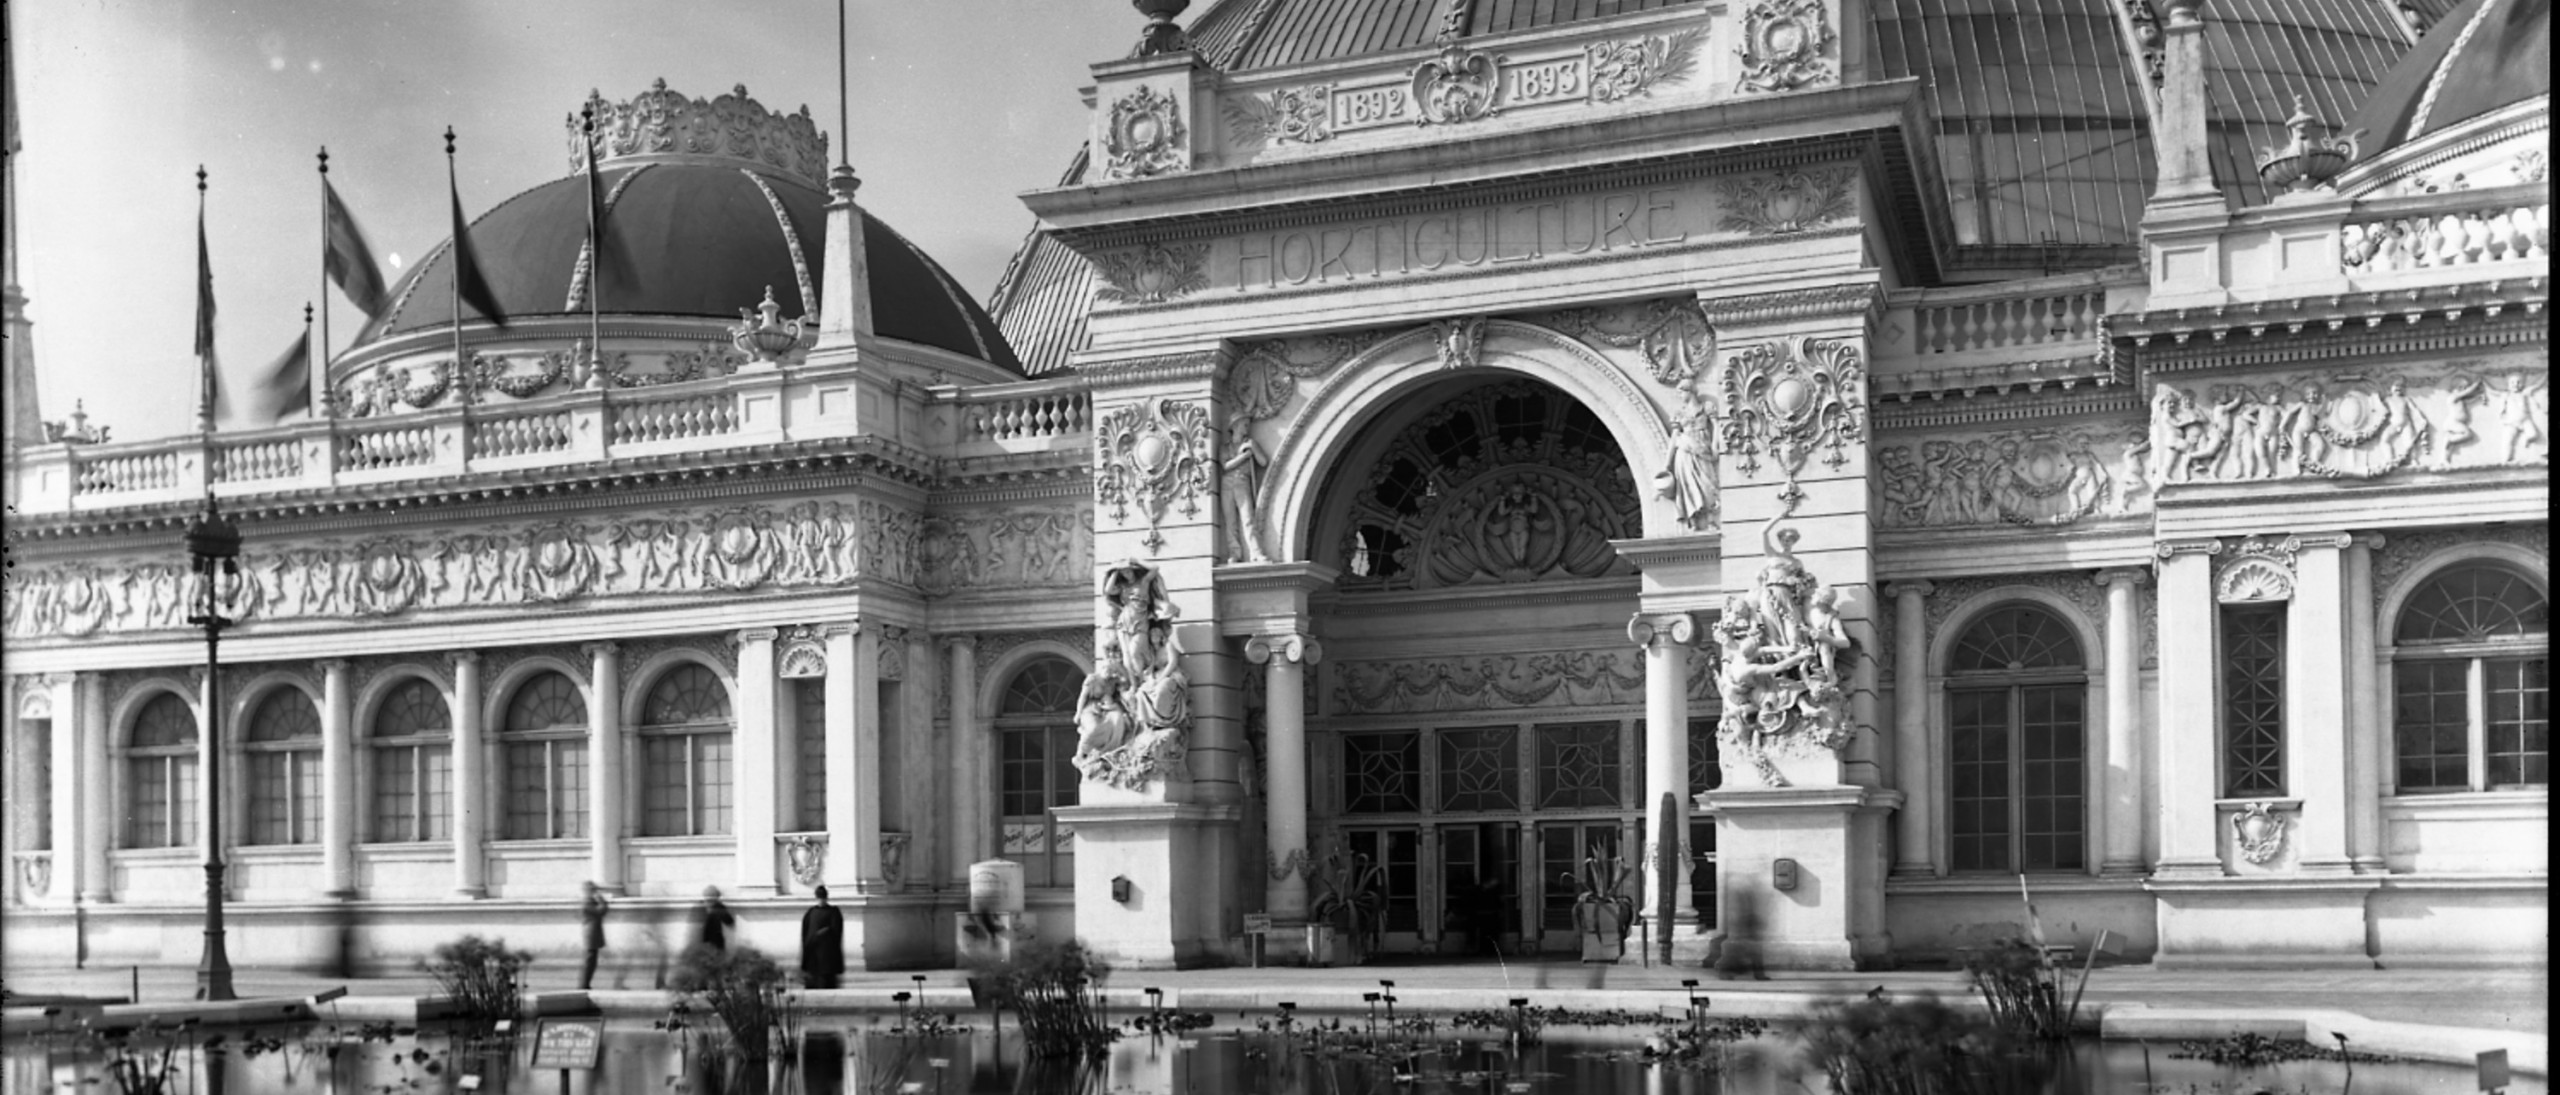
1714, 492, 1856, 787
1220, 420, 1272, 564
1075, 561, 1194, 790
1656, 386, 1719, 531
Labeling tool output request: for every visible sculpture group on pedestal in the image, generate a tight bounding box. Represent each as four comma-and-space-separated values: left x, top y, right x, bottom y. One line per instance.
1713, 495, 1855, 787
1074, 562, 1193, 791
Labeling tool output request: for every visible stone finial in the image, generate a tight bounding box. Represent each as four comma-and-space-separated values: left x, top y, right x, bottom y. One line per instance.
1134, 0, 1192, 56
2255, 93, 2360, 194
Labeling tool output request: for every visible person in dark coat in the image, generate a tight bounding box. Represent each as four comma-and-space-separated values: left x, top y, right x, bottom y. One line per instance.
800, 886, 846, 989
577, 881, 610, 990
696, 886, 736, 952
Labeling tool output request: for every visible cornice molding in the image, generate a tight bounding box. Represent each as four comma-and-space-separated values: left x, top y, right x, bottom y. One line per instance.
2117, 279, 2548, 371
1075, 350, 1229, 388
1697, 282, 1883, 330
1872, 387, 2141, 431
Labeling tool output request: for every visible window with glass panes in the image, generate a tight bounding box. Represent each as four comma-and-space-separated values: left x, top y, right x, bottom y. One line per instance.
1946, 604, 2087, 872
2393, 564, 2549, 792
244, 688, 322, 845
794, 679, 828, 832
997, 658, 1081, 887
125, 693, 198, 849
2221, 603, 2286, 797
640, 664, 734, 837
1688, 716, 1719, 927
500, 672, 588, 840
1341, 732, 1420, 813
1344, 827, 1422, 932
371, 678, 453, 842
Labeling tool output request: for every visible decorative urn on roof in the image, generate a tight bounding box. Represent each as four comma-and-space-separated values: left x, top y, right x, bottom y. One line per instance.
730, 286, 814, 366
2256, 95, 2360, 195
1134, 0, 1191, 55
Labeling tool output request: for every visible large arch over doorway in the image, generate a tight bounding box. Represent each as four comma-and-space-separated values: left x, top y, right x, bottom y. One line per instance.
1261, 319, 1676, 565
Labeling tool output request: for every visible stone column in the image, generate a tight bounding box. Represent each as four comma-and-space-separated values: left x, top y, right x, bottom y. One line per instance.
44, 674, 80, 907
1244, 632, 1320, 922
584, 642, 625, 893
318, 661, 354, 896
449, 652, 486, 898
823, 623, 878, 887
2152, 538, 2224, 879
733, 629, 780, 895
76, 675, 110, 903
1884, 581, 1934, 877
905, 629, 939, 886
2345, 534, 2385, 872
1628, 612, 1697, 930
944, 636, 982, 878
2287, 533, 2356, 876
2096, 569, 2150, 876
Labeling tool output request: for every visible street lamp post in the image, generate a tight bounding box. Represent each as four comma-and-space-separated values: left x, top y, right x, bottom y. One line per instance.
186, 497, 241, 1001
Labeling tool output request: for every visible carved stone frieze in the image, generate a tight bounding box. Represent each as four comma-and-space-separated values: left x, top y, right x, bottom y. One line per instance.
5, 500, 922, 639
1545, 298, 1715, 388
1225, 85, 1333, 149
1227, 330, 1386, 424
1876, 424, 2150, 530
1334, 648, 1663, 715
917, 505, 1096, 596
1720, 335, 1866, 481
1735, 0, 1840, 93
576, 79, 829, 189
1714, 167, 1857, 236
1093, 398, 1216, 553
1103, 84, 1189, 181
1587, 28, 1705, 103
1093, 242, 1211, 306
1696, 283, 1882, 329
2146, 365, 2546, 487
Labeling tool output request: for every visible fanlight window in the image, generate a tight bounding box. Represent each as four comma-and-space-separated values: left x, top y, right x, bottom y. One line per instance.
641, 663, 734, 837
2393, 563, 2549, 793
2396, 565, 2549, 645
126, 693, 199, 849
1001, 657, 1083, 717
244, 688, 322, 846
1948, 605, 2083, 673
371, 678, 452, 843
502, 672, 589, 840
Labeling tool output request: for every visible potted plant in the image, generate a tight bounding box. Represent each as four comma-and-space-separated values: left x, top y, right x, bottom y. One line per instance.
1568, 851, 1636, 963
1306, 847, 1386, 966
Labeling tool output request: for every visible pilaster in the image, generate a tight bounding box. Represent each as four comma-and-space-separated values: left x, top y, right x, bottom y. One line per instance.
77, 674, 109, 903
825, 623, 881, 888
944, 635, 983, 880
733, 628, 781, 896
40, 673, 79, 908
449, 651, 486, 898
1884, 580, 1935, 877
2152, 537, 2224, 879
583, 642, 624, 893
2096, 569, 2150, 877
2344, 533, 2385, 873
2286, 532, 2355, 876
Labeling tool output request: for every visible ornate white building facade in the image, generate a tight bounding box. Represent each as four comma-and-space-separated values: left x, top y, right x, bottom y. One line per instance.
4, 0, 2547, 972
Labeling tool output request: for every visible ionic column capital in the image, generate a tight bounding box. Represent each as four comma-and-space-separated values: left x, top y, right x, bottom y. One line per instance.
1882, 580, 1936, 601
733, 627, 780, 647
581, 641, 622, 661
314, 659, 350, 676
2352, 532, 2387, 552
450, 650, 482, 670
820, 620, 860, 640
2154, 536, 2225, 560
2093, 568, 2151, 589
1244, 632, 1322, 666
2285, 530, 2356, 552
941, 632, 978, 653
1626, 611, 1697, 649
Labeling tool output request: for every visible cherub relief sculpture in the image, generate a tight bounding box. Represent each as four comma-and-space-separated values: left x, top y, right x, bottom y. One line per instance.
1713, 493, 1856, 787
2139, 370, 2544, 484
1073, 561, 1194, 791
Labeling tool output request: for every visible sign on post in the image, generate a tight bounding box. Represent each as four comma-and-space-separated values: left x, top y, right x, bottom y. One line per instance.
2478, 1048, 2510, 1092
530, 1018, 605, 1071
1242, 914, 1273, 934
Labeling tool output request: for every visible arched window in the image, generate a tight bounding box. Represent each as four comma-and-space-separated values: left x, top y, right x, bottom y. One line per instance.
1947, 604, 2087, 872
244, 688, 321, 846
501, 673, 589, 840
371, 678, 452, 842
997, 657, 1081, 888
2393, 564, 2549, 792
640, 664, 733, 837
126, 693, 199, 849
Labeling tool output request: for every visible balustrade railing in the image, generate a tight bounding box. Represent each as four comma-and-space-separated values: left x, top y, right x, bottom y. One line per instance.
2342, 197, 2550, 274
471, 408, 575, 459
967, 389, 1090, 442
213, 437, 305, 484
611, 390, 739, 445
339, 422, 438, 472
73, 449, 180, 497
1914, 286, 2106, 355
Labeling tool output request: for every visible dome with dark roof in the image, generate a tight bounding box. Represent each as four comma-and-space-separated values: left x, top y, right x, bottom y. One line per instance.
2347, 0, 2548, 156
358, 82, 1020, 372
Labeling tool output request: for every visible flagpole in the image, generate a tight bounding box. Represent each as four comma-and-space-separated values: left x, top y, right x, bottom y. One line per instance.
445, 126, 469, 412
316, 147, 332, 418
196, 166, 215, 492
582, 106, 603, 389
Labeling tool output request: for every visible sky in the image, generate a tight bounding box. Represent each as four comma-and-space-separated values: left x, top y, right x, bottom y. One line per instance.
11, 0, 1141, 442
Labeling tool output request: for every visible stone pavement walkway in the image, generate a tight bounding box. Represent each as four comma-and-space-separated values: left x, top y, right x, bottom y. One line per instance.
6, 957, 2544, 1035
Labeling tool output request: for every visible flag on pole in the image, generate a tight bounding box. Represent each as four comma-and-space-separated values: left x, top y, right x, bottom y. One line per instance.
448, 166, 508, 327
248, 326, 312, 422
322, 178, 390, 318
195, 171, 219, 430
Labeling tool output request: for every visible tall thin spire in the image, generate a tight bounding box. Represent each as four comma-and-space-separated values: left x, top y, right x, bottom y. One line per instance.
4, 0, 43, 454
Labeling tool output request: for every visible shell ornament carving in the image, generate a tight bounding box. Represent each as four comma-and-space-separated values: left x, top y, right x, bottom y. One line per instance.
1094, 399, 1216, 554
1735, 0, 1839, 93
1719, 335, 1866, 481
1104, 84, 1189, 180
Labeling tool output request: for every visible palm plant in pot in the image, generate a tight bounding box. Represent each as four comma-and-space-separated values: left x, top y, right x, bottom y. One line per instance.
1568, 851, 1637, 962
1306, 847, 1386, 966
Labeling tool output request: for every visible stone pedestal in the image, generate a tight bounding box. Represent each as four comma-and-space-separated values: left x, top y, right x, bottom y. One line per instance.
1052, 797, 1241, 969
1700, 784, 1900, 970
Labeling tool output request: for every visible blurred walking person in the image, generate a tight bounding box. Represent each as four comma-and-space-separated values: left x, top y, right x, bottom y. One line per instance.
577, 882, 610, 990
1717, 888, 1770, 981
695, 886, 736, 952
800, 886, 845, 989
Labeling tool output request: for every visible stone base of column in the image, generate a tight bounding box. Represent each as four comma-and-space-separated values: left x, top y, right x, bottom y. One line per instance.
1700, 784, 1900, 972
449, 886, 485, 900
1053, 802, 1241, 969
2148, 857, 2226, 882
2096, 861, 2149, 880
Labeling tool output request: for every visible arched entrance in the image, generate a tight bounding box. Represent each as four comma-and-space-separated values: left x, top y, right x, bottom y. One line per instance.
1298, 374, 1700, 954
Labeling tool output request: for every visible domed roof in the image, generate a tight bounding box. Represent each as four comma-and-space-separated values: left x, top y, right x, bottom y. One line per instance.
1185, 0, 1694, 70
2347, 0, 2549, 155
359, 83, 1019, 372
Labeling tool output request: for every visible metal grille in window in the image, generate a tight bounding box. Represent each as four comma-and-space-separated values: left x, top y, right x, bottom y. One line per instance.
2395, 565, 2549, 644
1342, 732, 1420, 814
2221, 604, 2286, 798
1537, 722, 1621, 809
795, 680, 828, 831
1950, 605, 2084, 672
1437, 727, 1519, 812
1688, 717, 1721, 797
